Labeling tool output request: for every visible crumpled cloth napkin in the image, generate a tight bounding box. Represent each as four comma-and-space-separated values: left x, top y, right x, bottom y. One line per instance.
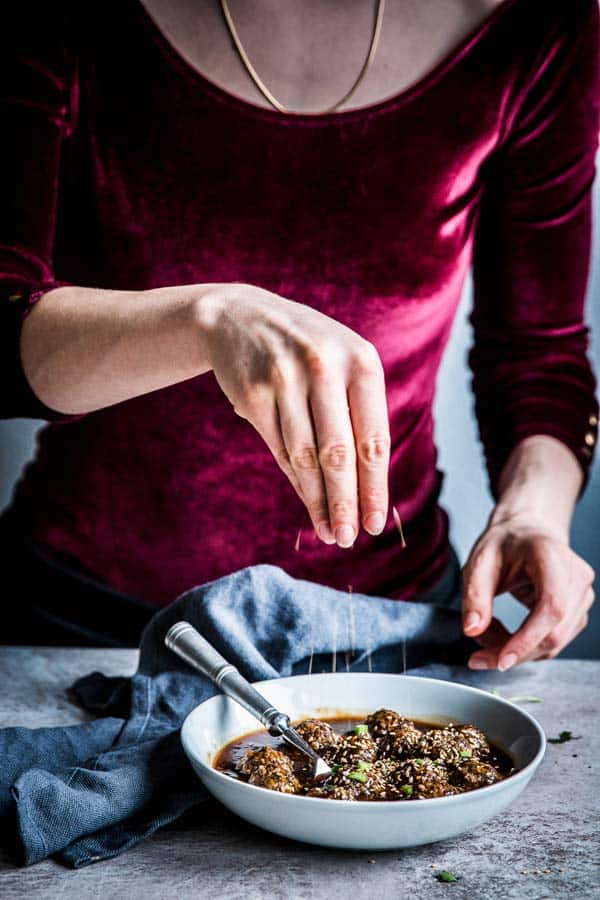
0, 562, 480, 868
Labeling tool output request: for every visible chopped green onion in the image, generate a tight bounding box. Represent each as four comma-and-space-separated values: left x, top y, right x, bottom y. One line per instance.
507, 696, 543, 704
548, 730, 579, 744
354, 724, 369, 735
413, 758, 425, 765
459, 750, 472, 759
356, 760, 372, 771
491, 687, 544, 704
435, 870, 461, 883
331, 763, 342, 773
400, 784, 413, 795
348, 770, 368, 784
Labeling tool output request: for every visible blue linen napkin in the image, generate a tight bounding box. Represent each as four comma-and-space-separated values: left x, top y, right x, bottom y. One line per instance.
0, 562, 479, 868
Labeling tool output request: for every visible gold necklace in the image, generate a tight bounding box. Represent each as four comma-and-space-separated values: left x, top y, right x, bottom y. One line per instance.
218, 0, 385, 114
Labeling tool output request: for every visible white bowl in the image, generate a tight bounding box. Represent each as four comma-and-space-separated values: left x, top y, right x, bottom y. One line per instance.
181, 673, 545, 850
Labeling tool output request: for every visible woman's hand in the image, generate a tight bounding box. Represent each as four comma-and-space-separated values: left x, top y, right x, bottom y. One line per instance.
461, 435, 595, 671
461, 514, 595, 670
201, 282, 391, 547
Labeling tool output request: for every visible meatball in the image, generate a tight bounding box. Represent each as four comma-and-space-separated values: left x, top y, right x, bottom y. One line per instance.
454, 724, 490, 758
308, 759, 398, 800
306, 781, 363, 801
417, 728, 480, 765
392, 759, 456, 799
353, 758, 400, 799
334, 730, 378, 767
365, 709, 409, 740
450, 758, 502, 790
236, 746, 300, 794
378, 723, 423, 760
294, 718, 340, 754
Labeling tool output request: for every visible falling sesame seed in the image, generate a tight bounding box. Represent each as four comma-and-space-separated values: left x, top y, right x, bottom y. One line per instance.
392, 505, 407, 548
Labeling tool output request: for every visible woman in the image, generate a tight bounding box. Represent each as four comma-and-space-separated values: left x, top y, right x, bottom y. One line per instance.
1, 0, 597, 665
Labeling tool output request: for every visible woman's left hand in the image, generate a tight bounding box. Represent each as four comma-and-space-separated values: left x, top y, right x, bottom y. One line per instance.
461, 514, 595, 671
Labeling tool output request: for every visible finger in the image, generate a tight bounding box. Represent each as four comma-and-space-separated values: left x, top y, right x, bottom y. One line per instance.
274, 368, 336, 544
523, 611, 589, 663
346, 350, 390, 536
555, 610, 590, 652
471, 604, 589, 669
461, 542, 503, 637
467, 617, 511, 670
495, 542, 567, 671
309, 375, 358, 549
249, 389, 309, 509
531, 586, 594, 661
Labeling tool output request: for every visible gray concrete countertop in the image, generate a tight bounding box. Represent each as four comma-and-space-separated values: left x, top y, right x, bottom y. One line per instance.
0, 649, 597, 900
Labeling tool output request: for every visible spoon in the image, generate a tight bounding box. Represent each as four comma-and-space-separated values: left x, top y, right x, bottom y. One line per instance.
164, 621, 332, 783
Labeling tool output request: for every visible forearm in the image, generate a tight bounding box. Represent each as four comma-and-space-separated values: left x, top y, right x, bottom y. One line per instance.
19, 282, 225, 414
489, 434, 583, 541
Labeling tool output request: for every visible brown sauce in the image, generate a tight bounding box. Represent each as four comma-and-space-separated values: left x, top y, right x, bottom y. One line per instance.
215, 717, 363, 772
214, 713, 515, 801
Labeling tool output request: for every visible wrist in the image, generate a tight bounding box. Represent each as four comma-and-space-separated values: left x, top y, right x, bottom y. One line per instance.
188, 281, 241, 371
488, 505, 569, 544
490, 435, 581, 542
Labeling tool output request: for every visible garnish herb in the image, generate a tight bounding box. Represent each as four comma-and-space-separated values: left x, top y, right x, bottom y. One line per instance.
331, 763, 342, 773
490, 687, 543, 704
507, 696, 543, 704
354, 724, 369, 735
548, 730, 580, 744
459, 750, 472, 759
435, 871, 461, 883
400, 784, 413, 796
413, 758, 425, 765
356, 760, 371, 771
348, 770, 368, 784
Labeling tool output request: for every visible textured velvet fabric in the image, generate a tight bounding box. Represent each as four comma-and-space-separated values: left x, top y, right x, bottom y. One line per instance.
1, 0, 599, 606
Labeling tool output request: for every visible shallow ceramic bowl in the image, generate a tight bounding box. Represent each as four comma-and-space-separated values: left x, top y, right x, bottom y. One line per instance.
181, 673, 545, 850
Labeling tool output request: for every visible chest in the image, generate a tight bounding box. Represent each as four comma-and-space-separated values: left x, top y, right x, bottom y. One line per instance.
136, 0, 506, 113
59, 1, 513, 301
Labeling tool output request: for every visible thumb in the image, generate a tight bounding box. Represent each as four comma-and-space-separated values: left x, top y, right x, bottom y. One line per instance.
461, 541, 502, 637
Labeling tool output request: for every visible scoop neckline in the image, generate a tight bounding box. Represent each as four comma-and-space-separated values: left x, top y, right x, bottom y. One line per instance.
132, 0, 520, 125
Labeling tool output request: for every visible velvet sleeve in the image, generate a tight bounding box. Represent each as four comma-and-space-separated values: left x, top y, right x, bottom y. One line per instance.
0, 7, 84, 422
469, 0, 600, 499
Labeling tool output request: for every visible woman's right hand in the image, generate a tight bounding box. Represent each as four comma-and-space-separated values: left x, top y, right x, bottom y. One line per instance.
201, 282, 391, 548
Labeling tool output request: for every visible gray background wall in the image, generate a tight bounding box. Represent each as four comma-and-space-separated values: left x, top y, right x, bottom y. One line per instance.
1, 161, 598, 658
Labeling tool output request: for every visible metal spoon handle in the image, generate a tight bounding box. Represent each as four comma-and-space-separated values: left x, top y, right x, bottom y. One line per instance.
165, 621, 288, 734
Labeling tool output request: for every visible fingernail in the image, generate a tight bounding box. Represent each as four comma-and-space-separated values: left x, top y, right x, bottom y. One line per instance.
463, 611, 481, 633
468, 657, 489, 670
335, 524, 355, 548
498, 652, 518, 672
365, 512, 385, 535
317, 522, 335, 544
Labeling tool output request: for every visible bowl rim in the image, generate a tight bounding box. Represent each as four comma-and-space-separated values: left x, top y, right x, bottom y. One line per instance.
181, 672, 547, 808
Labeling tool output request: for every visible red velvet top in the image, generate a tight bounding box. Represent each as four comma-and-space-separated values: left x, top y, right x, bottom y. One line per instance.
1, 0, 599, 606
